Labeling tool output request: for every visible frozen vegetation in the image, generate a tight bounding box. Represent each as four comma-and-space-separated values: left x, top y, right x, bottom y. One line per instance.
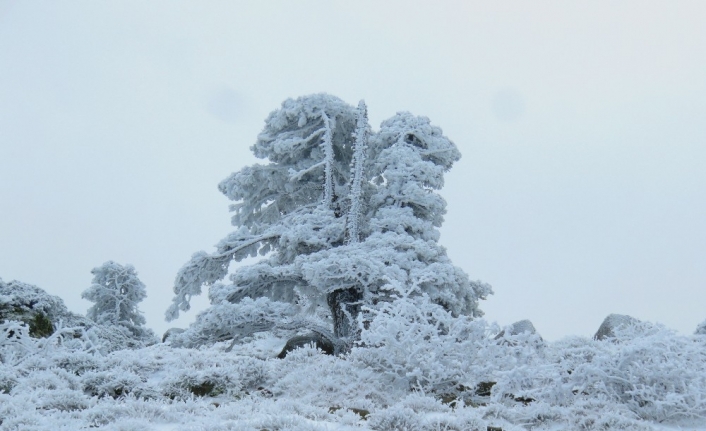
2, 94, 706, 430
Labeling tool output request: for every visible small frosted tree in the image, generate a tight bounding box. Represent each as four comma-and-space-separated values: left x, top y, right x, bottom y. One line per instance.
167, 94, 491, 351
82, 261, 151, 339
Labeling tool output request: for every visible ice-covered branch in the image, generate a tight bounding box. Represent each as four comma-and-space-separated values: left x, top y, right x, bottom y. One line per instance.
213, 232, 281, 259
288, 160, 326, 182
321, 111, 335, 208
346, 100, 368, 242
166, 232, 281, 321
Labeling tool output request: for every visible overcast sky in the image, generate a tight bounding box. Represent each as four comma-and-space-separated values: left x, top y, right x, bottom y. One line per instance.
1, 1, 704, 341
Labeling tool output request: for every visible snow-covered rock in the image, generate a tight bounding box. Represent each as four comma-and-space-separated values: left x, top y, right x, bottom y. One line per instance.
594, 314, 639, 340
495, 319, 539, 339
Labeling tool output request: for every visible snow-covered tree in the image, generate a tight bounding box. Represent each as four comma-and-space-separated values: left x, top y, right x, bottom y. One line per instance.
82, 261, 152, 340
166, 94, 491, 350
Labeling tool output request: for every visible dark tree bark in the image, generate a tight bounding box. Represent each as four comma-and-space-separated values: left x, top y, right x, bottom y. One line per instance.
327, 287, 363, 341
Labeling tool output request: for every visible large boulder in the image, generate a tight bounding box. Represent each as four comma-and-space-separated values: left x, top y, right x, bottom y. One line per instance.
594, 314, 639, 340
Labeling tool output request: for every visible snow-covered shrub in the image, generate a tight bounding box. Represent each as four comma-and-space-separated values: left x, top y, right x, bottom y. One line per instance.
0, 361, 18, 394
564, 398, 658, 431
82, 369, 146, 399
51, 349, 101, 376
159, 352, 267, 400
486, 322, 706, 427
367, 393, 518, 431
1, 320, 102, 367
0, 278, 84, 338
270, 344, 390, 411
1, 327, 705, 430
0, 320, 34, 364
81, 398, 174, 430
80, 344, 269, 401
571, 322, 706, 421
352, 289, 526, 399
348, 284, 706, 427
11, 367, 81, 393
353, 293, 468, 394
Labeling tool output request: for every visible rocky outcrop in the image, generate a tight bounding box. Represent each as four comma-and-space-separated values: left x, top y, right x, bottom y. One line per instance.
594, 314, 639, 340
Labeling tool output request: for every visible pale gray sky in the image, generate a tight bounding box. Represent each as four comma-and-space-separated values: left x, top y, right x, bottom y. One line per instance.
1, 1, 704, 340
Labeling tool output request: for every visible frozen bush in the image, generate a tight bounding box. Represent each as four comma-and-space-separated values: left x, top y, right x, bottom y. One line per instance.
572, 322, 706, 421
0, 279, 85, 338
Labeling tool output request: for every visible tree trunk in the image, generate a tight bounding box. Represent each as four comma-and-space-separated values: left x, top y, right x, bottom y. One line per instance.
278, 287, 362, 358
327, 287, 362, 344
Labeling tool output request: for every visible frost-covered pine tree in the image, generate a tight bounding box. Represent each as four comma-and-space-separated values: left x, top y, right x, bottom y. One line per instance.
167, 94, 491, 351
83, 261, 153, 340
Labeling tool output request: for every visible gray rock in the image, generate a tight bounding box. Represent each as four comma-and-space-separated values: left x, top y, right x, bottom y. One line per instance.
594, 314, 639, 340
495, 319, 539, 340
277, 333, 336, 358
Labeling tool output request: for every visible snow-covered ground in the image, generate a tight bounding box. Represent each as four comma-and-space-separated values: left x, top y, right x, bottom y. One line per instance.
3, 314, 706, 431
